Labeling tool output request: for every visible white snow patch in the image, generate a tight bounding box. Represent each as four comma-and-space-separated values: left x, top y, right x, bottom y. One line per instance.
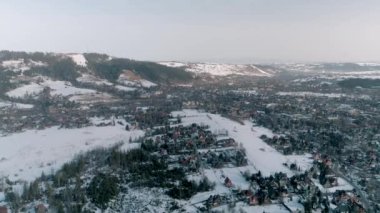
6, 79, 96, 98
313, 177, 354, 193
0, 125, 144, 182
158, 61, 187, 68
1, 59, 47, 73
77, 74, 113, 86
231, 90, 258, 95
186, 63, 272, 77
139, 79, 157, 88
283, 196, 304, 212
0, 100, 33, 109
356, 62, 380, 66
1, 59, 29, 71
68, 54, 87, 67
117, 79, 138, 87
6, 83, 44, 98
43, 79, 96, 96
114, 85, 136, 92
117, 75, 157, 88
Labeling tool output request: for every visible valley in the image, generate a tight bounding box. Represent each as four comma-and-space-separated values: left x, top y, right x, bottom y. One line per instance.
0, 51, 379, 212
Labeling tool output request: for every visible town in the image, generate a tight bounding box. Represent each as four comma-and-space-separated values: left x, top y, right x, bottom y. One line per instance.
0, 51, 379, 212
1, 69, 380, 212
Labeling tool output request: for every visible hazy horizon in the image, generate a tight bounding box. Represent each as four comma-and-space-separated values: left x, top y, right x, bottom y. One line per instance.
1, 0, 380, 63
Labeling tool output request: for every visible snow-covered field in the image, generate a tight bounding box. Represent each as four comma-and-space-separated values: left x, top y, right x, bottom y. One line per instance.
139, 79, 157, 88
44, 79, 96, 96
114, 85, 136, 92
5, 78, 119, 104
6, 82, 44, 98
0, 100, 33, 109
117, 76, 157, 88
6, 78, 96, 98
77, 74, 113, 86
0, 123, 144, 182
171, 110, 313, 177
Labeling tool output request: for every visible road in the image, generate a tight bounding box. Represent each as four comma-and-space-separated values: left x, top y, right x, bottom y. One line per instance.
331, 164, 372, 212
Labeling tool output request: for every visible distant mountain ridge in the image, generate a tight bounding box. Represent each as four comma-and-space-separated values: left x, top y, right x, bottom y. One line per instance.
0, 51, 195, 105
0, 51, 193, 85
159, 61, 274, 77
158, 60, 380, 78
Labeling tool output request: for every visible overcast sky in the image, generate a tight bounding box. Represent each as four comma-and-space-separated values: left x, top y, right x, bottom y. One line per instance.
1, 0, 379, 63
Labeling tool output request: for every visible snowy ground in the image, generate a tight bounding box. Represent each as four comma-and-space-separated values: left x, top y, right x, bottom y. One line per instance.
117, 77, 157, 88
1, 59, 47, 73
313, 177, 354, 194
67, 53, 87, 67
114, 85, 136, 92
6, 78, 96, 98
0, 100, 33, 109
230, 90, 258, 96
0, 123, 144, 182
325, 71, 380, 79
172, 110, 354, 212
77, 74, 113, 86
6, 82, 44, 98
106, 187, 175, 213
277, 91, 371, 100
213, 202, 290, 213
159, 61, 272, 77
158, 61, 187, 68
171, 110, 313, 177
139, 79, 157, 88
5, 77, 119, 104
170, 110, 313, 211
187, 63, 272, 77
188, 165, 256, 205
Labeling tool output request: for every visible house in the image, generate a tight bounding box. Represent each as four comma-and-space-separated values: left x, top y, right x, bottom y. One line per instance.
249, 195, 259, 206
225, 177, 233, 188
35, 204, 48, 213
0, 207, 7, 213
206, 195, 223, 208
325, 176, 338, 188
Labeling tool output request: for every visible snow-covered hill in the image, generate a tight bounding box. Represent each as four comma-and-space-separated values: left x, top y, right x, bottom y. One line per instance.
0, 51, 192, 100
273, 63, 380, 79
159, 61, 273, 77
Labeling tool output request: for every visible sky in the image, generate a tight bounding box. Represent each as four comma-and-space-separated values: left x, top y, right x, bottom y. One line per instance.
0, 0, 379, 63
